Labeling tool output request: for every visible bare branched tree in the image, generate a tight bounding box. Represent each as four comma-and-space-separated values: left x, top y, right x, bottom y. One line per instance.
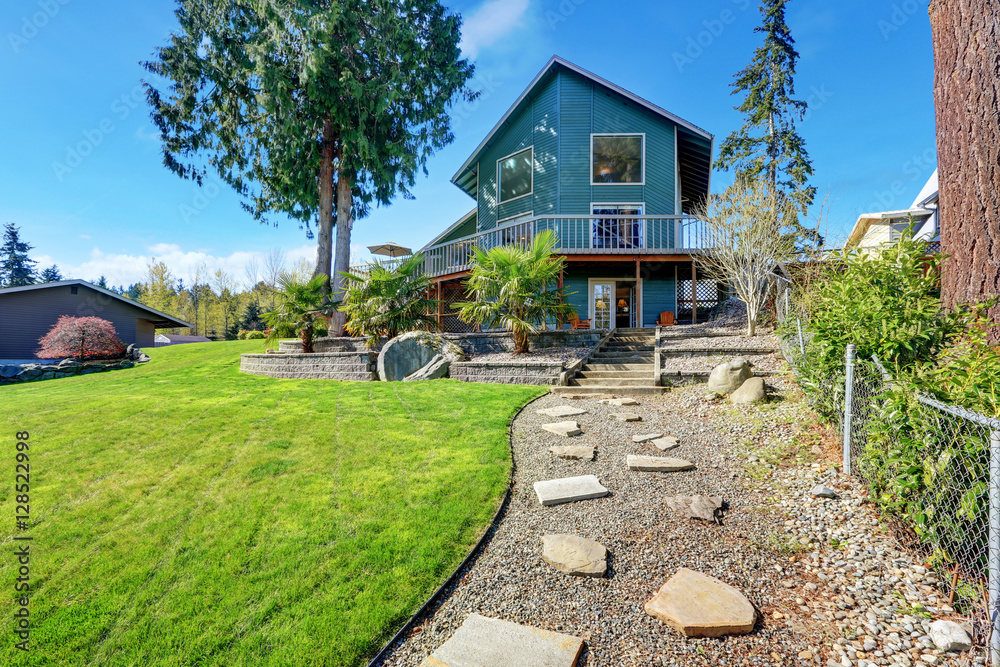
695, 178, 797, 336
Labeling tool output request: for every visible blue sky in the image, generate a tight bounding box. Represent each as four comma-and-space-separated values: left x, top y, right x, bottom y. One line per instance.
0, 0, 936, 286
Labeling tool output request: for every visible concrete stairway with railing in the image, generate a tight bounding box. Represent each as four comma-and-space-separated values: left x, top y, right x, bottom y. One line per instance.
552, 328, 667, 396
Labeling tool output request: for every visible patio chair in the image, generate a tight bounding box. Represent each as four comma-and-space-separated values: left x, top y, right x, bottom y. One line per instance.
656, 311, 675, 327
569, 315, 591, 330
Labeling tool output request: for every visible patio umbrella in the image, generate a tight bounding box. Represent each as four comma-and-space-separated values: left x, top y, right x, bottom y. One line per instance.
367, 242, 412, 258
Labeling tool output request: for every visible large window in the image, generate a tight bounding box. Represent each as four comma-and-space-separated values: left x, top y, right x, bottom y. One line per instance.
592, 134, 644, 184
497, 147, 533, 203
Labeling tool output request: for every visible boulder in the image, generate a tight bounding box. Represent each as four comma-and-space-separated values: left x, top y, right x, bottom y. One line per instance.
929, 620, 972, 652
707, 358, 752, 395
403, 354, 450, 381
730, 377, 767, 404
644, 568, 757, 637
666, 495, 724, 523
377, 331, 465, 382
57, 358, 82, 368
1, 364, 21, 378
541, 534, 607, 577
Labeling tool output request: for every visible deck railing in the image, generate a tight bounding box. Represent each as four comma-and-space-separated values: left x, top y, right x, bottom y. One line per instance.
420, 214, 706, 278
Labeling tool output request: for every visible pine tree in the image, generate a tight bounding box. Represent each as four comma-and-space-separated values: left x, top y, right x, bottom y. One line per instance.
715, 0, 819, 248
95, 275, 109, 289
0, 223, 39, 287
40, 265, 63, 282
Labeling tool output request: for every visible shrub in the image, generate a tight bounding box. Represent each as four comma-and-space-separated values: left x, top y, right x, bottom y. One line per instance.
263, 273, 338, 353
244, 330, 265, 340
37, 316, 126, 360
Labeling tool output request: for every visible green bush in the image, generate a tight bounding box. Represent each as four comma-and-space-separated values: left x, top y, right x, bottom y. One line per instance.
244, 330, 265, 340
339, 254, 436, 349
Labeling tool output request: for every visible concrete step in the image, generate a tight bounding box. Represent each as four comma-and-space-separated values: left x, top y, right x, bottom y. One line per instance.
577, 370, 653, 379
551, 385, 669, 396
571, 377, 657, 387
584, 363, 652, 371
591, 354, 654, 362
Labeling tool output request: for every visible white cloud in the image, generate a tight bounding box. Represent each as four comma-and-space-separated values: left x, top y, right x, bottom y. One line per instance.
459, 0, 531, 58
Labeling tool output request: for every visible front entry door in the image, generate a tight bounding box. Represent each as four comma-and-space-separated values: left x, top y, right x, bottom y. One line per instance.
592, 282, 614, 330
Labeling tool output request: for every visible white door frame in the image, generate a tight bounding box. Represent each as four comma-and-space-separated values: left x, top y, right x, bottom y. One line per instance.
588, 277, 643, 329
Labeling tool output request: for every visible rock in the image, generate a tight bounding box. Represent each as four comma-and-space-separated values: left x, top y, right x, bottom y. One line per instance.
536, 405, 588, 418
265, 348, 279, 354
549, 446, 595, 461
652, 436, 680, 451
403, 354, 450, 381
57, 358, 82, 368
632, 433, 662, 443
811, 444, 823, 455
730, 377, 767, 404
928, 620, 972, 651
600, 397, 639, 406
811, 484, 839, 499
533, 475, 610, 506
610, 412, 641, 422
542, 421, 582, 437
119, 360, 134, 369
377, 331, 465, 382
541, 534, 607, 578
137, 353, 151, 362
627, 455, 694, 472
665, 495, 724, 523
644, 568, 756, 637
418, 613, 584, 667
707, 358, 752, 395
1, 364, 21, 378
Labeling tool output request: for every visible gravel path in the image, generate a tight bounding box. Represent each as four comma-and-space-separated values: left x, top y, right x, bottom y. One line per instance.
470, 346, 590, 365
373, 380, 979, 667
658, 331, 781, 351
661, 353, 787, 373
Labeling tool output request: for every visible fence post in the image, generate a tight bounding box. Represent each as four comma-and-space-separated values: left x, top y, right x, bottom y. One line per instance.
843, 344, 856, 476
797, 318, 806, 357
991, 429, 1000, 667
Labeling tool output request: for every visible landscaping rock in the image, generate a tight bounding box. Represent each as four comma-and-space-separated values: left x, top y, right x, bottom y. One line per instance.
600, 398, 639, 406
542, 421, 582, 437
377, 331, 465, 382
929, 620, 972, 651
652, 436, 680, 451
665, 495, 724, 523
403, 354, 450, 381
533, 475, 609, 506
549, 446, 595, 461
811, 484, 839, 499
1, 365, 20, 378
541, 534, 607, 578
418, 613, 584, 667
57, 358, 82, 368
610, 412, 641, 422
537, 405, 588, 418
627, 455, 694, 472
707, 358, 752, 394
730, 377, 767, 404
643, 568, 757, 637
631, 433, 662, 443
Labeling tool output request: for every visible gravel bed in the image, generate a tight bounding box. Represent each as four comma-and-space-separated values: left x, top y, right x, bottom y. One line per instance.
373, 381, 979, 667
469, 346, 589, 365
661, 353, 788, 373
659, 332, 781, 351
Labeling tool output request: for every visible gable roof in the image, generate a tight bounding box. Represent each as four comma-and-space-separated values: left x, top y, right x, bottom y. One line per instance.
451, 55, 714, 198
419, 208, 478, 251
0, 279, 194, 329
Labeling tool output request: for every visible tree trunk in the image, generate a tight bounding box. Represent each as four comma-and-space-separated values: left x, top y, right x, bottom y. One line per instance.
329, 160, 353, 337
314, 118, 336, 285
301, 323, 314, 354
930, 0, 1000, 338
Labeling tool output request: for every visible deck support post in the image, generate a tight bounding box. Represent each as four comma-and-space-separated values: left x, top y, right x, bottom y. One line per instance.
692, 261, 698, 324
635, 257, 642, 328
557, 267, 564, 329
435, 281, 442, 330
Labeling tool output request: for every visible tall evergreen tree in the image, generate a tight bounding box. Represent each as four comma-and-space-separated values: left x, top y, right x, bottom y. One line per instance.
40, 265, 64, 282
143, 0, 474, 335
95, 275, 109, 289
715, 0, 819, 248
0, 223, 39, 287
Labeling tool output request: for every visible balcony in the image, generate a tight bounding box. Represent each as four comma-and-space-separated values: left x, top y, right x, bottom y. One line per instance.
421, 215, 706, 278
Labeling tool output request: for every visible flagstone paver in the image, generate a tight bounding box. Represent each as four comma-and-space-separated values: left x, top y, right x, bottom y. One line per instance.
610, 412, 641, 422
652, 436, 680, 451
418, 613, 584, 667
536, 405, 588, 418
533, 475, 609, 506
541, 421, 582, 437
600, 397, 639, 406
631, 433, 662, 443
540, 534, 607, 578
626, 455, 694, 472
643, 568, 756, 637
548, 445, 595, 461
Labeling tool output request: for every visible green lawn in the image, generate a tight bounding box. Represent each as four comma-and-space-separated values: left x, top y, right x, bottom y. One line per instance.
0, 341, 544, 666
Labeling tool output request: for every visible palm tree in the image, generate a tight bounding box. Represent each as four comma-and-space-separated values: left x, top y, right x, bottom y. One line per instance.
338, 253, 438, 349
456, 230, 576, 354
263, 273, 339, 353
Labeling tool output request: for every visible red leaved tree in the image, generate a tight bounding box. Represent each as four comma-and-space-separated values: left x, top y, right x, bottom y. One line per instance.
36, 316, 126, 360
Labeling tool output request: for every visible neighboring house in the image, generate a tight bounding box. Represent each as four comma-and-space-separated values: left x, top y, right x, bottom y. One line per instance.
846, 169, 940, 253
154, 334, 212, 347
0, 279, 193, 359
418, 56, 716, 330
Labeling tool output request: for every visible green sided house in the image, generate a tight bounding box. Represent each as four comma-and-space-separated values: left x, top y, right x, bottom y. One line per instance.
420, 55, 717, 331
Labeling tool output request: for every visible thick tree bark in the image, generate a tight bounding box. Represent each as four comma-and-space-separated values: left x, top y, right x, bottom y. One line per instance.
329, 161, 353, 336
314, 118, 336, 285
930, 0, 1000, 335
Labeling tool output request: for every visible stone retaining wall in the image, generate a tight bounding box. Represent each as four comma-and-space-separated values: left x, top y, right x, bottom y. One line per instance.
450, 360, 564, 386
0, 360, 136, 385
240, 352, 375, 381
277, 337, 370, 354
442, 330, 602, 355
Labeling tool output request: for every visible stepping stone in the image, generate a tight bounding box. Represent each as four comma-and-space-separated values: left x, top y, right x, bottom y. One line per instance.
533, 475, 609, 506
627, 455, 694, 472
541, 534, 608, 578
652, 436, 680, 451
549, 445, 595, 461
644, 568, 757, 637
600, 397, 639, 406
541, 421, 582, 437
610, 412, 641, 422
666, 495, 724, 523
419, 613, 585, 667
537, 405, 588, 418
632, 433, 662, 443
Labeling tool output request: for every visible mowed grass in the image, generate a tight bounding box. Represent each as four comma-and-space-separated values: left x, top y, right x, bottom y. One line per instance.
0, 341, 544, 666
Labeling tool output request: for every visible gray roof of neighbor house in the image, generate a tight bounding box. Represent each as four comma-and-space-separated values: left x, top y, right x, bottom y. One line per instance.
0, 279, 193, 329
156, 334, 211, 344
